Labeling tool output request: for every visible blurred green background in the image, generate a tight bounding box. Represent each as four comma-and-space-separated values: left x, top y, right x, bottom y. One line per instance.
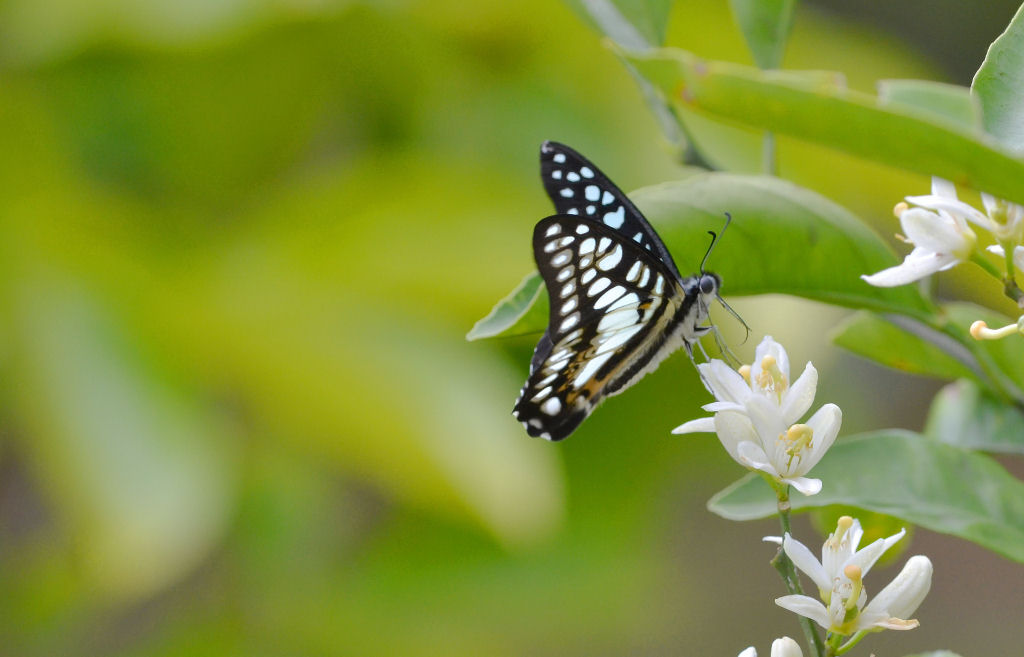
0, 0, 1020, 655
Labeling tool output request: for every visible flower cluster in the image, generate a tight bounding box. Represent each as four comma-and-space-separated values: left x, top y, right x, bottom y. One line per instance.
772, 517, 932, 637
673, 336, 841, 495
862, 176, 1024, 287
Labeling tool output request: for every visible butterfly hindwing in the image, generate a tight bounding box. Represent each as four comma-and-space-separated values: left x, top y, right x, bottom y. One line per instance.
539, 141, 683, 280
512, 214, 684, 440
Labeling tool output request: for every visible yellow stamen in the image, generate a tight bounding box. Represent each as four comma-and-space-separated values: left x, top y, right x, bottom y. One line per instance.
970, 318, 1024, 340
738, 364, 751, 384
757, 354, 788, 398
843, 564, 863, 611
893, 201, 909, 219
782, 424, 813, 469
827, 516, 854, 550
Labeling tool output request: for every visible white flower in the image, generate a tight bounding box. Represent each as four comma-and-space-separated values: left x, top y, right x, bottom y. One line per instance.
908, 178, 1024, 243
735, 638, 802, 657
862, 178, 977, 287
672, 336, 841, 495
774, 517, 932, 635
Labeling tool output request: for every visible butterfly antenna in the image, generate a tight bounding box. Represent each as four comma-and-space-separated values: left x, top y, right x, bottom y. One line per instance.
700, 212, 732, 274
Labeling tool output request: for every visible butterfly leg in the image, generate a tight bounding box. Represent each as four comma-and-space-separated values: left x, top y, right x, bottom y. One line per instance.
710, 324, 742, 367
685, 335, 715, 396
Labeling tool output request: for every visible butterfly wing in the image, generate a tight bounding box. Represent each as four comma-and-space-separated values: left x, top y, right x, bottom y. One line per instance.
539, 141, 683, 280
513, 214, 685, 440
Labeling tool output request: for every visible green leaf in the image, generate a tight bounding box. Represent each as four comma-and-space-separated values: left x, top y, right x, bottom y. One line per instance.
925, 378, 1024, 454
470, 172, 933, 339
7, 273, 239, 601
878, 79, 982, 131
466, 272, 548, 340
831, 310, 979, 382
708, 431, 1024, 563
728, 0, 797, 69
625, 47, 1024, 206
972, 2, 1024, 151
563, 0, 674, 49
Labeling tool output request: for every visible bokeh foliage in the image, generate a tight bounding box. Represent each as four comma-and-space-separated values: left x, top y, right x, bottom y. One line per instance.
1, 1, 1022, 655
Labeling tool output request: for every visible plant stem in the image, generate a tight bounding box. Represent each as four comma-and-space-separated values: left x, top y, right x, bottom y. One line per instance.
769, 482, 825, 657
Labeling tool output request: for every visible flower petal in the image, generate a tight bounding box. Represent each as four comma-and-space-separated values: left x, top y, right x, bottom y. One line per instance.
802, 403, 842, 468
780, 363, 817, 426
752, 336, 790, 385
671, 417, 715, 434
713, 411, 757, 461
702, 359, 752, 404
782, 475, 823, 496
900, 208, 973, 253
905, 193, 988, 231
775, 595, 831, 630
736, 439, 775, 476
850, 527, 907, 577
782, 533, 830, 594
862, 555, 932, 624
861, 248, 958, 287
737, 648, 757, 657
770, 637, 803, 657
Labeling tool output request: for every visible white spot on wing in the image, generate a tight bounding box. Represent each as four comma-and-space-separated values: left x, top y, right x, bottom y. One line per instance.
593, 285, 626, 309
598, 237, 611, 251
596, 324, 643, 354
531, 386, 552, 402
559, 312, 580, 332
567, 208, 579, 215
587, 277, 611, 296
603, 206, 625, 229
574, 351, 614, 387
633, 232, 643, 242
597, 244, 623, 270
638, 267, 650, 287
541, 397, 562, 415
560, 188, 574, 198
551, 251, 570, 266
585, 185, 600, 201
546, 224, 561, 237
602, 191, 614, 205
580, 268, 597, 284
556, 266, 574, 282
560, 281, 575, 297
586, 205, 596, 215
575, 224, 589, 234
553, 153, 566, 163
567, 171, 581, 182
626, 260, 642, 282
606, 292, 640, 314
580, 166, 594, 178
561, 297, 578, 314
551, 170, 562, 179
578, 237, 596, 255
653, 274, 665, 295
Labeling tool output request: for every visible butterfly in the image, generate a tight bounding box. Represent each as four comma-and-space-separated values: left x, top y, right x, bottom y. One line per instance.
512, 141, 744, 441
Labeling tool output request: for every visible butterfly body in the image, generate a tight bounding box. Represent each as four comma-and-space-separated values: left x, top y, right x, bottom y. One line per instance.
512, 142, 727, 441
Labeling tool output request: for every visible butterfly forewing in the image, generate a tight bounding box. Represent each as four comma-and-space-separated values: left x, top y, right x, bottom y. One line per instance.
539, 141, 683, 280
512, 214, 684, 440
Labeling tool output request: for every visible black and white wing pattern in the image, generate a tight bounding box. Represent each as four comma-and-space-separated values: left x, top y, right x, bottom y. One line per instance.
539, 140, 683, 280
513, 142, 728, 441
512, 215, 692, 441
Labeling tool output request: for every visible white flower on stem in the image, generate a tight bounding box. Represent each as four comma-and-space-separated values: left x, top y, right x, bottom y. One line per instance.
862, 178, 977, 287
672, 336, 841, 495
774, 516, 932, 635
735, 637, 803, 657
